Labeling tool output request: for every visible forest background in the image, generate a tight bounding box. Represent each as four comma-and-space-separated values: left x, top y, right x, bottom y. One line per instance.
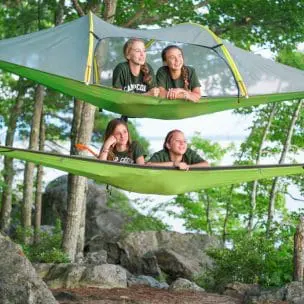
0, 0, 303, 292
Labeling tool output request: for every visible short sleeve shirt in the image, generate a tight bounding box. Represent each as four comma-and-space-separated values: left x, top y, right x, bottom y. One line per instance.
148, 148, 205, 164
112, 62, 156, 93
156, 66, 201, 90
113, 141, 144, 164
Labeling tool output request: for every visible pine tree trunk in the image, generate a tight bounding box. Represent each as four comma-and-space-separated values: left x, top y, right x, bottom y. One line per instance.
266, 99, 303, 235
0, 79, 27, 232
22, 85, 44, 234
248, 104, 276, 232
294, 217, 304, 281
34, 111, 45, 243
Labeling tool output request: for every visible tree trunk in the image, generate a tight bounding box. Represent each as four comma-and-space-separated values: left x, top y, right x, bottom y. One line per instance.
34, 111, 45, 243
22, 84, 44, 233
248, 103, 277, 233
63, 100, 95, 261
223, 185, 235, 242
266, 99, 303, 235
294, 217, 304, 281
0, 79, 27, 232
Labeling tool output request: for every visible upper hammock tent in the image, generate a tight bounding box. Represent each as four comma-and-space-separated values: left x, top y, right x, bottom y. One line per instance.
0, 13, 304, 120
0, 146, 303, 195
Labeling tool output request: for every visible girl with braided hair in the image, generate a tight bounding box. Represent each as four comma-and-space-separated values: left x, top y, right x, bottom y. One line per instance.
156, 45, 201, 103
98, 118, 145, 165
112, 38, 159, 97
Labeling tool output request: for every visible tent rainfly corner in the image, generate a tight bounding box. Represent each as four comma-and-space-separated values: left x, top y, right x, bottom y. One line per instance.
0, 12, 303, 119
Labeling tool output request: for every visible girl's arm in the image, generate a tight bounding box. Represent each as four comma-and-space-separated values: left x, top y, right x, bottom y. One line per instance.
135, 155, 145, 165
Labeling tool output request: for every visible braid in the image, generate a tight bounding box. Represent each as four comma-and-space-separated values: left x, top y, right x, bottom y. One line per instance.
140, 63, 152, 85
181, 66, 189, 90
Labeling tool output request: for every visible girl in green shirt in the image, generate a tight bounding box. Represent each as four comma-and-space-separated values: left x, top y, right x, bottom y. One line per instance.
157, 45, 201, 103
148, 129, 209, 170
99, 118, 145, 165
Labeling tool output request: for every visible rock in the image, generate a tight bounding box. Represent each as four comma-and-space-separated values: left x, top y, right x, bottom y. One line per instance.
118, 231, 221, 280
80, 264, 127, 288
44, 263, 86, 289
83, 250, 108, 265
169, 278, 205, 292
224, 282, 261, 300
0, 233, 57, 304
42, 175, 130, 249
285, 281, 304, 304
128, 275, 169, 289
42, 263, 127, 289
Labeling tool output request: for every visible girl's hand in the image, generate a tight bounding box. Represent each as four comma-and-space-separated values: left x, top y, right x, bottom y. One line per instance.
174, 161, 189, 171
104, 135, 117, 149
150, 87, 160, 97
167, 88, 180, 99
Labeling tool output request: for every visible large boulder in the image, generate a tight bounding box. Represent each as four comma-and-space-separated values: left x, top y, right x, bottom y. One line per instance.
35, 263, 127, 289
0, 233, 57, 304
42, 175, 130, 244
117, 231, 221, 281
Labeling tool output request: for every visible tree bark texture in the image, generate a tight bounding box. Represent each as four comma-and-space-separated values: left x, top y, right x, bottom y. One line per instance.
34, 111, 45, 243
63, 100, 96, 261
22, 84, 44, 230
0, 79, 27, 232
294, 217, 304, 281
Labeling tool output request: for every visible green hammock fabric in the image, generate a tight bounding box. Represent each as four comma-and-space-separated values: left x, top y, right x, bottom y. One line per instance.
0, 61, 303, 120
0, 146, 303, 195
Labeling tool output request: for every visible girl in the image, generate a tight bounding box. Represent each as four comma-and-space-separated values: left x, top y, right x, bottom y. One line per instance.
156, 45, 201, 102
112, 38, 159, 97
147, 129, 209, 170
99, 118, 145, 165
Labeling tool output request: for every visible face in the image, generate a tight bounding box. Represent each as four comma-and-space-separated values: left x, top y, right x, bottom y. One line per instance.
113, 124, 129, 146
164, 48, 184, 71
126, 41, 146, 66
167, 131, 187, 155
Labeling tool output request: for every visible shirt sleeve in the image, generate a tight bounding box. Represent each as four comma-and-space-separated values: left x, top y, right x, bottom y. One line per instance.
186, 148, 205, 164
148, 151, 162, 162
132, 141, 144, 161
112, 63, 125, 89
156, 67, 168, 89
188, 66, 201, 89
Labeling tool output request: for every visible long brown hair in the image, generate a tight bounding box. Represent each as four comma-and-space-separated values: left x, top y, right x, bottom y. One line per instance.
103, 118, 132, 161
163, 129, 183, 151
123, 38, 153, 85
161, 45, 189, 90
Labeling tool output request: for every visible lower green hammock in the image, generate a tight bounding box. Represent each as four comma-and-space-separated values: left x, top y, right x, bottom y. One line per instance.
1, 61, 303, 120
0, 146, 303, 195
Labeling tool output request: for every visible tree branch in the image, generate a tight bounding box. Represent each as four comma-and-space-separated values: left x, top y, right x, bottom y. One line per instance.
122, 9, 146, 28
71, 0, 85, 17
285, 192, 304, 202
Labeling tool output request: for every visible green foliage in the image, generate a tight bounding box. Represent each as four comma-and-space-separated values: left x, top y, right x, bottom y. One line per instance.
198, 233, 293, 292
15, 219, 70, 263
